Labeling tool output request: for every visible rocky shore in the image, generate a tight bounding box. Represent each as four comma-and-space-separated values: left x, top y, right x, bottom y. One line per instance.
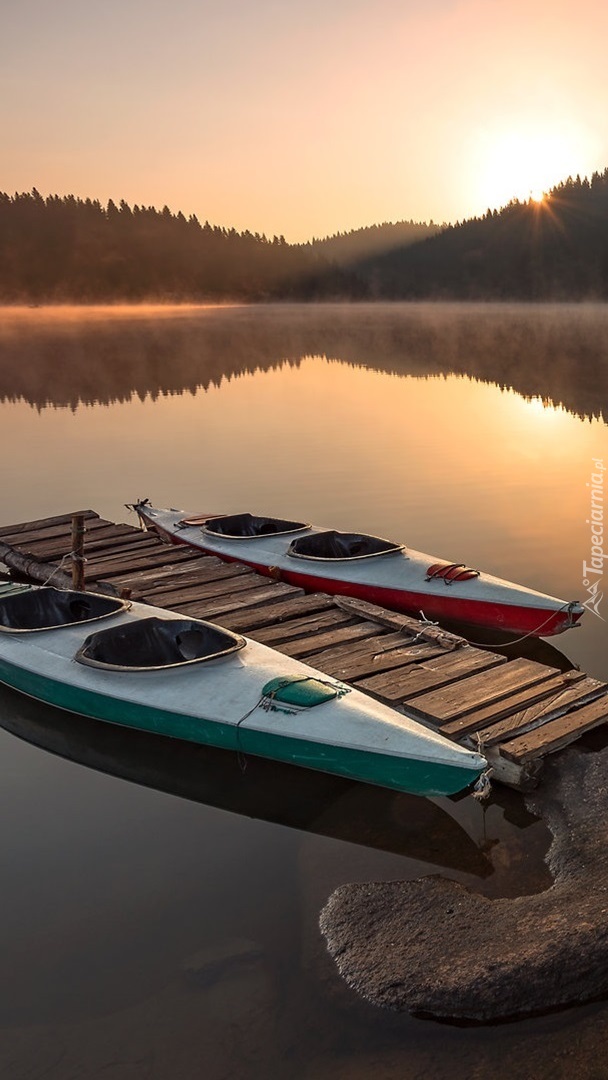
320, 744, 608, 1021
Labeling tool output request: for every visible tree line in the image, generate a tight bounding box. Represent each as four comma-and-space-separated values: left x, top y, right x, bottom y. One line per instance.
0, 190, 361, 302
1, 170, 608, 302
361, 169, 608, 299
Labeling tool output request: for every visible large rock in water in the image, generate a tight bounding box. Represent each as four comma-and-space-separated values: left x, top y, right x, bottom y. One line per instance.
319, 745, 608, 1021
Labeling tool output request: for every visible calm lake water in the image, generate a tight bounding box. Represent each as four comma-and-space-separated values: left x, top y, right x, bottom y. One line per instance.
1, 302, 608, 1078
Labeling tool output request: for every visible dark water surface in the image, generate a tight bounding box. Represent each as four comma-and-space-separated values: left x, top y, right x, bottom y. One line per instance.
1, 303, 608, 1078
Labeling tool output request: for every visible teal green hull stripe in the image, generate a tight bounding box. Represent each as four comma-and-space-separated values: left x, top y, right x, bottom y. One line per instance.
0, 659, 479, 797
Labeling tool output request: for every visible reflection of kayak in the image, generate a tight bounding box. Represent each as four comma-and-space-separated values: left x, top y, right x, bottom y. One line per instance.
0, 683, 493, 878
131, 502, 584, 637
0, 585, 486, 798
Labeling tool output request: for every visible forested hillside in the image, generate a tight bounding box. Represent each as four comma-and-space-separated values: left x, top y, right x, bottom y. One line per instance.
0, 190, 361, 302
306, 220, 440, 265
2, 170, 608, 302
359, 170, 608, 299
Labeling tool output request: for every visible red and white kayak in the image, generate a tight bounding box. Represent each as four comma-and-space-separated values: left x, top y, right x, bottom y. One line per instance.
131, 502, 584, 638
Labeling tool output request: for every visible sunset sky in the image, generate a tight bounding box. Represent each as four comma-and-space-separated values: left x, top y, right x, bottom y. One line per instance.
3, 0, 607, 241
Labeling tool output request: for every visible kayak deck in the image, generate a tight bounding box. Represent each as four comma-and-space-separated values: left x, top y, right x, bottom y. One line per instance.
1, 509, 607, 792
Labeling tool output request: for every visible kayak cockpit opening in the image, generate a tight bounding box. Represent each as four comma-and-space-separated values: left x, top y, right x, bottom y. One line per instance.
287, 530, 404, 562
0, 587, 130, 633
202, 513, 310, 539
75, 616, 246, 671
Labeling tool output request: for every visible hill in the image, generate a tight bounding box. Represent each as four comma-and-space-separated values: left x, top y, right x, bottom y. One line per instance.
358, 170, 608, 299
0, 190, 362, 303
305, 220, 440, 266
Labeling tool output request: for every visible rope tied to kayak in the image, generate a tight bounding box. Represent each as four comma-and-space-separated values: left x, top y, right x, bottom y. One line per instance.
462, 600, 581, 648
234, 676, 349, 772
471, 766, 493, 801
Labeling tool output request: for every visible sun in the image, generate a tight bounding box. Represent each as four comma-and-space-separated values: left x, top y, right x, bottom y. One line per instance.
473, 127, 588, 211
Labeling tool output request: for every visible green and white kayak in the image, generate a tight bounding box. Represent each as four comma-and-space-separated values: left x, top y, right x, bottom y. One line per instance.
0, 586, 487, 798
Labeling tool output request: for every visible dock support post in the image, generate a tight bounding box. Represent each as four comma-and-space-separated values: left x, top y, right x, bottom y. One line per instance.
71, 513, 85, 591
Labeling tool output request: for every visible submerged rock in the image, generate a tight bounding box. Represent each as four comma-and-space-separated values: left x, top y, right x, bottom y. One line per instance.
319, 745, 608, 1021
182, 937, 264, 988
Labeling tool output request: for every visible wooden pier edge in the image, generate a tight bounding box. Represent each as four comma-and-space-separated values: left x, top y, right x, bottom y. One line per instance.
1, 508, 608, 792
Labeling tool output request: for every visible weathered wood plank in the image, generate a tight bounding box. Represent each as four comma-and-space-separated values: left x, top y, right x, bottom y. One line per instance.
89, 539, 194, 562
354, 648, 505, 705
308, 640, 447, 683
146, 571, 270, 607
0, 510, 100, 538
14, 528, 157, 562
277, 621, 383, 660
253, 610, 356, 646
441, 670, 587, 738
407, 658, 559, 724
119, 556, 248, 591
305, 630, 413, 666
128, 565, 254, 600
84, 548, 197, 579
217, 594, 336, 632
333, 596, 467, 650
481, 747, 543, 792
448, 673, 602, 744
500, 694, 608, 764
475, 678, 608, 748
0, 516, 116, 548
173, 581, 304, 619
76, 536, 162, 560
301, 633, 413, 676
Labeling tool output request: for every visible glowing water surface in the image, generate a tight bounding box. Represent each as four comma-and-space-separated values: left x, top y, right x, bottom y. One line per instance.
1, 303, 607, 1078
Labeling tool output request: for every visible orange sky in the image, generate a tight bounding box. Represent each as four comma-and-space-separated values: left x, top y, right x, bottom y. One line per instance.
2, 0, 607, 240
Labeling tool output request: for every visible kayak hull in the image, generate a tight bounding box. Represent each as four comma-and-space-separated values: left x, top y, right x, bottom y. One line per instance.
0, 588, 486, 798
140, 510, 583, 638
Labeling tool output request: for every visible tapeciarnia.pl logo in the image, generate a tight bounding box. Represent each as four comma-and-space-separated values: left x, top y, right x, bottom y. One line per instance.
582, 458, 606, 619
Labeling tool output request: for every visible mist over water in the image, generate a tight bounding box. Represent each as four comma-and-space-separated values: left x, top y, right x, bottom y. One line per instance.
1, 302, 608, 1077
0, 301, 607, 418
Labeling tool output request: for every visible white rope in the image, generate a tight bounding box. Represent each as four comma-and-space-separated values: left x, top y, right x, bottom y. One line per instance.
40, 551, 87, 588
471, 767, 493, 800
462, 601, 577, 648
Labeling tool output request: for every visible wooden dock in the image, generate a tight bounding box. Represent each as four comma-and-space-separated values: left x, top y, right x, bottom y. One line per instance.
1, 509, 607, 791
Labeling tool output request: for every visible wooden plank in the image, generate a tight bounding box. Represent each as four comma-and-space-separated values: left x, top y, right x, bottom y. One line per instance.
500, 694, 608, 764
137, 561, 252, 587
333, 596, 467, 650
482, 746, 543, 792
253, 610, 356, 646
441, 670, 587, 738
0, 516, 116, 548
118, 556, 247, 591
445, 672, 600, 743
474, 677, 608, 748
277, 621, 383, 660
84, 547, 197, 580
293, 631, 414, 674
305, 630, 414, 666
13, 528, 157, 561
128, 564, 254, 599
406, 658, 559, 724
77, 536, 162, 559
173, 581, 303, 619
307, 640, 447, 683
87, 540, 194, 564
217, 594, 336, 632
145, 571, 269, 608
354, 648, 505, 705
0, 510, 99, 538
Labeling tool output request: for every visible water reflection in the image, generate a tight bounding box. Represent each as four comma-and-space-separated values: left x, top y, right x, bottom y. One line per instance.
0, 682, 491, 878
0, 302, 607, 420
